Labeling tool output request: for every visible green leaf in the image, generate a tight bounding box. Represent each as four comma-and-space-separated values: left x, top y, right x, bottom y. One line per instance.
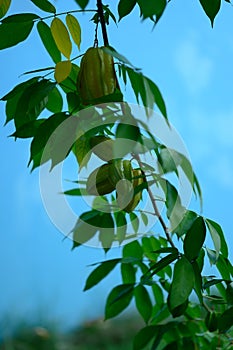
51, 17, 72, 59
1, 77, 39, 101
133, 325, 157, 350
206, 247, 218, 265
105, 284, 134, 319
140, 212, 148, 226
115, 211, 127, 243
144, 252, 179, 279
183, 217, 206, 262
216, 255, 232, 280
205, 218, 228, 258
121, 263, 136, 284
134, 285, 152, 323
37, 21, 61, 63
99, 213, 115, 251
63, 188, 87, 196
66, 14, 81, 50
46, 86, 63, 113
173, 210, 198, 237
72, 133, 91, 169
72, 210, 100, 248
129, 212, 140, 234
10, 119, 45, 139
226, 283, 233, 306
218, 306, 233, 332
137, 0, 167, 22
29, 112, 68, 169
74, 0, 89, 9
0, 0, 11, 19
83, 259, 120, 291
123, 240, 143, 260
66, 91, 81, 113
141, 236, 160, 260
165, 181, 186, 231
118, 0, 136, 20
30, 0, 56, 13
0, 14, 38, 49
192, 261, 203, 304
14, 79, 56, 128
168, 256, 195, 317
199, 0, 221, 27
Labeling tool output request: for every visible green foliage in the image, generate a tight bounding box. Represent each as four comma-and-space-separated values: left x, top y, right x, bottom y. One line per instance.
1, 1, 233, 349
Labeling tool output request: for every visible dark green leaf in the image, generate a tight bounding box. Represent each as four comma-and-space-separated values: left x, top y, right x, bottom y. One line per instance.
114, 211, 127, 243
165, 180, 186, 231
37, 21, 61, 63
158, 147, 182, 174
74, 0, 89, 9
30, 0, 56, 13
63, 188, 87, 196
123, 240, 143, 260
218, 306, 233, 332
14, 80, 56, 128
205, 218, 228, 258
168, 256, 195, 317
173, 210, 198, 237
134, 285, 152, 323
10, 119, 45, 138
66, 92, 81, 113
29, 112, 68, 169
203, 278, 226, 289
192, 261, 203, 303
72, 210, 100, 247
1, 77, 39, 101
152, 284, 164, 306
183, 217, 206, 262
137, 0, 167, 22
145, 252, 179, 279
2, 13, 38, 23
118, 0, 136, 20
153, 247, 179, 255
46, 86, 63, 113
199, 0, 221, 27
226, 283, 233, 305
105, 284, 134, 319
0, 19, 35, 49
133, 325, 157, 350
121, 263, 136, 284
99, 213, 115, 251
83, 259, 120, 291
216, 255, 231, 280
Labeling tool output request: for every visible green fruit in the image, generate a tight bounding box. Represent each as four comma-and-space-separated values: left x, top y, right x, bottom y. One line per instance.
77, 46, 117, 105
86, 163, 115, 195
124, 168, 144, 212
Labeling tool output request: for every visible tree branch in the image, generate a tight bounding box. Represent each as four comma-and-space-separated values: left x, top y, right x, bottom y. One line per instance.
96, 0, 109, 46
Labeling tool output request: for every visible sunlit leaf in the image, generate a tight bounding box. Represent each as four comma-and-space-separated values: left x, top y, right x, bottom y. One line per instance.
168, 256, 195, 317
105, 284, 134, 319
66, 14, 81, 50
199, 0, 221, 27
118, 0, 136, 20
84, 259, 120, 291
0, 0, 11, 19
54, 60, 72, 83
30, 0, 56, 13
51, 17, 72, 59
37, 21, 61, 63
72, 133, 91, 169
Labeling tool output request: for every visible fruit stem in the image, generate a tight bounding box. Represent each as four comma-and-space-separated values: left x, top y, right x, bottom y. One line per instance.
96, 0, 109, 46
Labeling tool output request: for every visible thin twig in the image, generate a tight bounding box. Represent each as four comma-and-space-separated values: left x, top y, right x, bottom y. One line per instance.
96, 0, 109, 46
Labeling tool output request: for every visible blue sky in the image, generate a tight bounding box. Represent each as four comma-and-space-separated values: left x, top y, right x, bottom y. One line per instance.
0, 0, 233, 334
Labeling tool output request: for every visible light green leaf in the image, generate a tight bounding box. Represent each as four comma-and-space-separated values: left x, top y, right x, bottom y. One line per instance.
83, 259, 120, 291
72, 210, 100, 248
134, 285, 152, 323
183, 216, 206, 262
72, 134, 91, 169
121, 263, 136, 284
168, 256, 195, 317
37, 21, 61, 63
123, 240, 143, 259
118, 0, 136, 20
129, 212, 140, 233
54, 60, 72, 83
105, 284, 134, 319
205, 218, 228, 258
199, 0, 221, 27
0, 0, 11, 19
51, 17, 72, 59
141, 236, 160, 260
173, 210, 198, 237
99, 213, 115, 251
30, 0, 56, 13
66, 14, 81, 50
144, 252, 179, 279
